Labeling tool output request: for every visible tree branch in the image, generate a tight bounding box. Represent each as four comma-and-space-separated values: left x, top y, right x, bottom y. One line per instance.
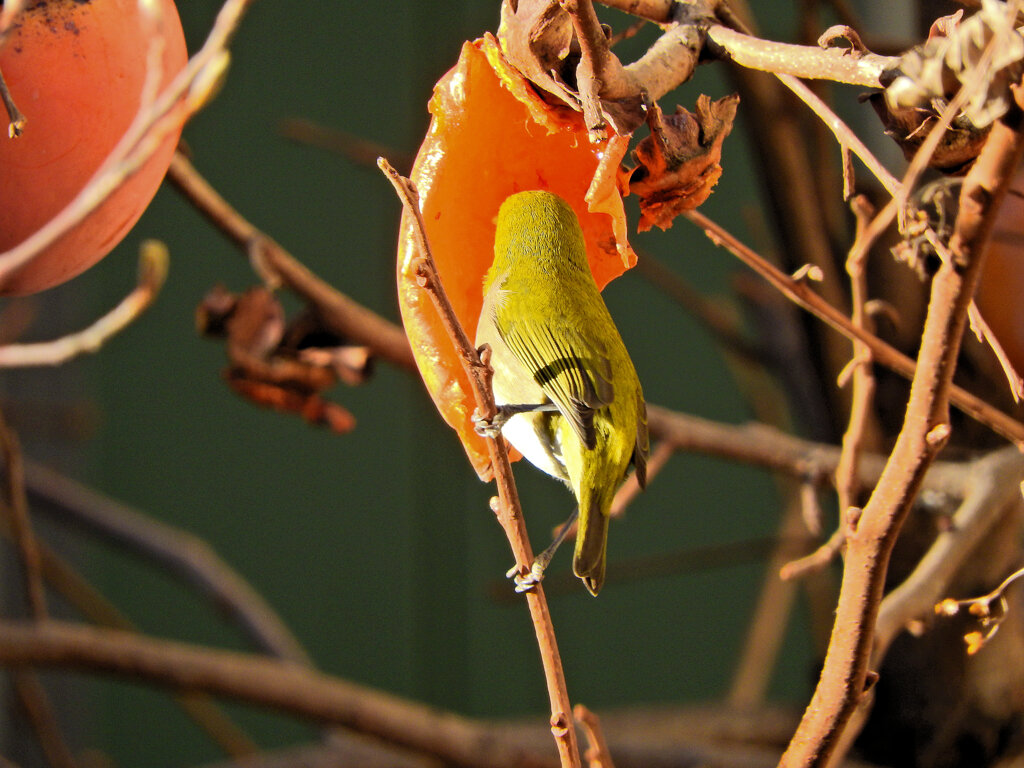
779, 113, 1024, 768
22, 461, 312, 666
0, 620, 558, 768
683, 209, 1024, 445
378, 159, 580, 768
0, 242, 168, 368
167, 151, 415, 371
706, 25, 895, 86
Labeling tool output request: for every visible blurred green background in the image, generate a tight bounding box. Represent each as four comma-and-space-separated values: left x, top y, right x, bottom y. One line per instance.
0, 1, 859, 764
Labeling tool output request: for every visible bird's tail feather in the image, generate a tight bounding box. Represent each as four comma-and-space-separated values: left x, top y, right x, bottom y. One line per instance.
573, 501, 608, 596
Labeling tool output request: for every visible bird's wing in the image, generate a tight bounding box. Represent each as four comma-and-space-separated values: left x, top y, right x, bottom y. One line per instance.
499, 320, 613, 450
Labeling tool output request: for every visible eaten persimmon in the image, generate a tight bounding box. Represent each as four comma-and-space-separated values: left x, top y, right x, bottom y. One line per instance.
396, 35, 635, 479
0, 0, 187, 295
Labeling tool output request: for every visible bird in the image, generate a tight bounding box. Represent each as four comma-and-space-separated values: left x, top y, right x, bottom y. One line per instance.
474, 189, 648, 596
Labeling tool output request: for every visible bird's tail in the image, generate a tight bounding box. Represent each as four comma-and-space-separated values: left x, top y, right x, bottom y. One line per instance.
573, 499, 608, 596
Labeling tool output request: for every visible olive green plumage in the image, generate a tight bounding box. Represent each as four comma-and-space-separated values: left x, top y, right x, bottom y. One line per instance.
475, 190, 648, 595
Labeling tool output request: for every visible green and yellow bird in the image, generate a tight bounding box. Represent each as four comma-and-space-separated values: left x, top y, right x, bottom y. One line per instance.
475, 190, 649, 596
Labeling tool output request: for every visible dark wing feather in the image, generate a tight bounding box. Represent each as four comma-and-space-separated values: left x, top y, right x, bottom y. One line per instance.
500, 322, 613, 450
633, 392, 649, 489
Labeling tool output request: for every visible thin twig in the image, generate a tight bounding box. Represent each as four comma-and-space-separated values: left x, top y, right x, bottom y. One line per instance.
610, 441, 672, 518
11, 671, 77, 768
633, 253, 766, 365
0, 403, 72, 768
574, 705, 615, 768
728, 491, 817, 708
0, 242, 168, 367
683, 209, 1024, 445
593, 0, 673, 22
847, 17, 1006, 277
967, 301, 1024, 401
835, 196, 880, 525
874, 445, 1024, 663
23, 460, 312, 666
12, 511, 259, 756
378, 158, 581, 768
828, 443, 1024, 763
0, 66, 25, 137
775, 74, 900, 197
608, 18, 647, 47
166, 151, 415, 370
780, 526, 847, 581
278, 118, 415, 172
0, 411, 46, 619
645, 406, 997, 504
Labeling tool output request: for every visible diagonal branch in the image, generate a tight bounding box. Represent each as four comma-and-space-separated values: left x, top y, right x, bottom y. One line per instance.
23, 460, 311, 666
0, 242, 168, 368
167, 151, 415, 371
683, 209, 1024, 445
378, 158, 581, 768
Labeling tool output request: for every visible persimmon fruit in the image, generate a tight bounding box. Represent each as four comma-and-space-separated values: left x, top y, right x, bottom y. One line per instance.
0, 0, 187, 295
975, 167, 1024, 380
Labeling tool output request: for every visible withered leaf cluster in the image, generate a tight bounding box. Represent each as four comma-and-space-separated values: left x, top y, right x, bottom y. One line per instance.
884, 0, 1024, 129
873, 0, 1024, 172
196, 285, 370, 434
498, 0, 648, 135
626, 95, 740, 232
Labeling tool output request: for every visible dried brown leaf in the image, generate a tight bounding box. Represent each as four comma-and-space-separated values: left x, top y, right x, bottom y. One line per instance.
498, 0, 581, 113
626, 94, 739, 231
497, 0, 646, 134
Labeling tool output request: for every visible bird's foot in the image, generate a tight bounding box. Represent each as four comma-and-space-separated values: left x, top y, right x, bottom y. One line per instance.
472, 409, 507, 438
506, 561, 547, 593
473, 402, 559, 438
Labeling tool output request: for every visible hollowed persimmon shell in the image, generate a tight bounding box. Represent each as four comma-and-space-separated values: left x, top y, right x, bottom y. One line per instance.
396, 35, 635, 479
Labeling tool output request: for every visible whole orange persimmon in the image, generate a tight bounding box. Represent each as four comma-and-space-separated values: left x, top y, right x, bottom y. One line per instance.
0, 0, 187, 295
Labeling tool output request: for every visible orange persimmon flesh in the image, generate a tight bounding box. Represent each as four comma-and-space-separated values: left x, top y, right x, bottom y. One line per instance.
0, 0, 187, 295
397, 34, 635, 480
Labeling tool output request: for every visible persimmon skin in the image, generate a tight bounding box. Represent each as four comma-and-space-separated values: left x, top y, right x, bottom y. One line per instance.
975, 169, 1024, 378
0, 0, 187, 295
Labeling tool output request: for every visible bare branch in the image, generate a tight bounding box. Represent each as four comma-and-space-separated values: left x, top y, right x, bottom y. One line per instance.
0, 620, 558, 768
167, 152, 416, 371
0, 411, 46, 620
594, 0, 673, 22
875, 446, 1024, 662
378, 158, 581, 768
775, 74, 900, 196
10, 671, 77, 768
0, 242, 168, 368
23, 460, 312, 666
706, 25, 895, 86
683, 209, 1024, 445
